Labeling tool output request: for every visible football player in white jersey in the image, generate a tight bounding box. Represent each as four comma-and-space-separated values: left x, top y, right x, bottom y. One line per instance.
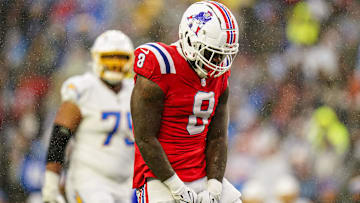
41, 30, 135, 203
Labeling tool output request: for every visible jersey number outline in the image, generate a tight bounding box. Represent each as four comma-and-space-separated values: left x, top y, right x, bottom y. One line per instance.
102, 112, 134, 146
187, 91, 215, 135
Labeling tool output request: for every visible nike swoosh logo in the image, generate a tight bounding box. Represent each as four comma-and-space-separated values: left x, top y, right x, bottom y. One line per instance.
140, 48, 149, 54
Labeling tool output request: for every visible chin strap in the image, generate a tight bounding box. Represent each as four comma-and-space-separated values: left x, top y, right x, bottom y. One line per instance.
195, 68, 208, 79
189, 60, 208, 79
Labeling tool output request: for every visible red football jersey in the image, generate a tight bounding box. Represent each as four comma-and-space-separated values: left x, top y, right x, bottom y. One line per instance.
132, 42, 230, 188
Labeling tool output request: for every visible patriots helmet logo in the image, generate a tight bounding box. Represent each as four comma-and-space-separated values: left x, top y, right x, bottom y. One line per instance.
187, 11, 213, 35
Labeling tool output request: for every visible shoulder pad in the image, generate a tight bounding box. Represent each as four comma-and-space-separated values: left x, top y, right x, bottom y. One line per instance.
60, 73, 92, 104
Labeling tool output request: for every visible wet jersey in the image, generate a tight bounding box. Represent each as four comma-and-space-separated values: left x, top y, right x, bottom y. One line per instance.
61, 72, 134, 182
132, 42, 230, 188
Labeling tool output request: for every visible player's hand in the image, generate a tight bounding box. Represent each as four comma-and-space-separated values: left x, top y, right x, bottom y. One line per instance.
42, 170, 61, 203
172, 184, 197, 203
55, 195, 66, 203
197, 190, 220, 203
197, 179, 222, 203
163, 174, 197, 203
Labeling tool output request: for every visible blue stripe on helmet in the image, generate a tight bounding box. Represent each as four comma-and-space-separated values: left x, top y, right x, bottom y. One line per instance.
213, 1, 233, 29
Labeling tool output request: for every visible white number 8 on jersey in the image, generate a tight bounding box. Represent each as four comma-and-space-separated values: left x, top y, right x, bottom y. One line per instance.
187, 91, 215, 135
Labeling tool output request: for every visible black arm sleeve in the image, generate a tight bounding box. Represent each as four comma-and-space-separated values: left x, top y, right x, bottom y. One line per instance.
46, 124, 72, 164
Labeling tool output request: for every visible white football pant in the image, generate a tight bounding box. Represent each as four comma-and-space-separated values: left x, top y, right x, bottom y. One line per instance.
136, 177, 242, 203
65, 164, 132, 203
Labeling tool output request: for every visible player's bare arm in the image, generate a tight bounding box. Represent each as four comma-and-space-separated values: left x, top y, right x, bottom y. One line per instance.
42, 101, 81, 203
46, 101, 81, 173
131, 74, 175, 181
206, 87, 229, 182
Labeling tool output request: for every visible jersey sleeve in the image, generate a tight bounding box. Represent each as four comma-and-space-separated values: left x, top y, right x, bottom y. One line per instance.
133, 43, 173, 93
133, 46, 160, 80
60, 75, 89, 105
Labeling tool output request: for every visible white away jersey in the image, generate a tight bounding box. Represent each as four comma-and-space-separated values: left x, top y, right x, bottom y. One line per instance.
61, 72, 134, 182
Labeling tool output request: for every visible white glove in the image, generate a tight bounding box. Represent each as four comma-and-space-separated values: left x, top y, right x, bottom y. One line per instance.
197, 179, 222, 203
42, 170, 61, 203
197, 190, 217, 203
163, 174, 197, 203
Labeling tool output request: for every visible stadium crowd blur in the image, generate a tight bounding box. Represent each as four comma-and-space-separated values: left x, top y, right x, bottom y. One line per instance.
0, 0, 360, 202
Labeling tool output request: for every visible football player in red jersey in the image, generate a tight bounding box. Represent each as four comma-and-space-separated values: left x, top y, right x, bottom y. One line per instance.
131, 1, 242, 203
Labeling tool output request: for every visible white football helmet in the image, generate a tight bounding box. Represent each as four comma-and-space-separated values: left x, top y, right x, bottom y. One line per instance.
91, 30, 134, 84
179, 1, 239, 78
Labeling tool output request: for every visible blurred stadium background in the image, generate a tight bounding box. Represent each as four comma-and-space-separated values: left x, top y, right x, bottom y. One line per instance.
0, 0, 360, 202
